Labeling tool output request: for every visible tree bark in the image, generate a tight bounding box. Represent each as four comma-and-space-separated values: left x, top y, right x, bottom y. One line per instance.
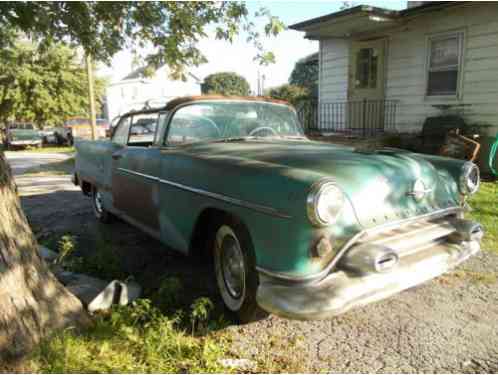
0, 151, 88, 360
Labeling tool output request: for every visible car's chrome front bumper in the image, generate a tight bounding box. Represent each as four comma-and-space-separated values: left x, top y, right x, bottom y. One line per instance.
256, 216, 482, 320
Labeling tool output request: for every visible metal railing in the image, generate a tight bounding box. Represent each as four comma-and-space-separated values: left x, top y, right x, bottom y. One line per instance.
298, 99, 398, 137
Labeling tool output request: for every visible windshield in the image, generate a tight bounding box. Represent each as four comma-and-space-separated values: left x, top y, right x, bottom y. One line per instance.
167, 101, 304, 145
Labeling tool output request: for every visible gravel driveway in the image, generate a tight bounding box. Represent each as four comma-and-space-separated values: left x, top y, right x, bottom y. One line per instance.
11, 152, 498, 373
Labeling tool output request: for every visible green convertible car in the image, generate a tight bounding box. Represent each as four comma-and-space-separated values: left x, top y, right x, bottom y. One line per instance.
74, 96, 483, 322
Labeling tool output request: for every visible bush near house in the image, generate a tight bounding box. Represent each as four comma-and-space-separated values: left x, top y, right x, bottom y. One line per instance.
289, 52, 318, 99
266, 84, 310, 106
201, 72, 251, 96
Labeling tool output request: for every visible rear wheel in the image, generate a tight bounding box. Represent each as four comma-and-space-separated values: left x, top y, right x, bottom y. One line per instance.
92, 187, 111, 223
212, 217, 268, 323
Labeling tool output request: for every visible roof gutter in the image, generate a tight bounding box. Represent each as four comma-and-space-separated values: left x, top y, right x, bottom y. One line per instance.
289, 2, 469, 32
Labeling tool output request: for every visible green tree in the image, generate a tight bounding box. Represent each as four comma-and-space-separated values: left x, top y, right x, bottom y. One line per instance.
289, 52, 319, 98
0, 2, 285, 79
201, 72, 251, 96
0, 2, 284, 360
0, 42, 106, 128
266, 84, 310, 106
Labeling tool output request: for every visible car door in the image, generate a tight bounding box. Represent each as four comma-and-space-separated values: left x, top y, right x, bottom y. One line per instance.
111, 112, 163, 235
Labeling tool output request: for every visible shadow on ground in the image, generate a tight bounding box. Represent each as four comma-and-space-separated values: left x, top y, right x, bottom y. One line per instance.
21, 189, 223, 315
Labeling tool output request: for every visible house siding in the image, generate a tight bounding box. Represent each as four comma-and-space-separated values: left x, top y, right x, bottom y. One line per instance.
318, 3, 498, 135
385, 3, 498, 133
319, 39, 350, 102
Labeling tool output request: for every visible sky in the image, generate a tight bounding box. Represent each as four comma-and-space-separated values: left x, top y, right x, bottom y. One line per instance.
97, 1, 407, 92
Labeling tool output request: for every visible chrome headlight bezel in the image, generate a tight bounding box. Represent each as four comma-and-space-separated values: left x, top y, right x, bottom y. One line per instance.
459, 162, 480, 195
307, 179, 345, 227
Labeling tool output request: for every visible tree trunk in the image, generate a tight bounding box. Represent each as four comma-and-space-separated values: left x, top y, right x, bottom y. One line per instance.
0, 151, 88, 360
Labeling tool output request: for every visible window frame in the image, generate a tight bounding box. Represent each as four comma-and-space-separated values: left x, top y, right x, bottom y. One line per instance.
111, 115, 133, 146
127, 112, 160, 147
425, 30, 465, 100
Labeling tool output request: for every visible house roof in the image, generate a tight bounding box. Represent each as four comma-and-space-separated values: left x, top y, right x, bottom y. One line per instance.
121, 65, 202, 83
289, 2, 468, 39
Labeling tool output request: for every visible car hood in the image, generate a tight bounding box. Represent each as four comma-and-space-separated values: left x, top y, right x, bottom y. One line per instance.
187, 139, 459, 228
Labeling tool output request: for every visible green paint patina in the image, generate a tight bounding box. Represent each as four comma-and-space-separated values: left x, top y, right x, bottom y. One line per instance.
75, 98, 469, 279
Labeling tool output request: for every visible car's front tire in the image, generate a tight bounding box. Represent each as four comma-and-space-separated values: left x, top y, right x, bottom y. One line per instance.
212, 216, 268, 323
92, 187, 112, 223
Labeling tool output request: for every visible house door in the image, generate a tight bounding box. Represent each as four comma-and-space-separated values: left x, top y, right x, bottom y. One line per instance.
348, 39, 386, 136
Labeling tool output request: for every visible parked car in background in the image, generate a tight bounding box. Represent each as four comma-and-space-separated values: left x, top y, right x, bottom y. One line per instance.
5, 122, 42, 149
74, 96, 483, 322
63, 118, 109, 145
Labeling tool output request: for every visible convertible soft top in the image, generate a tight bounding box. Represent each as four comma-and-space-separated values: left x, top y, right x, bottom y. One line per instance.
164, 95, 292, 111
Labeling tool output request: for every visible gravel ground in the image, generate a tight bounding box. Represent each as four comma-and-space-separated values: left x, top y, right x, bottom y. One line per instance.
11, 152, 498, 373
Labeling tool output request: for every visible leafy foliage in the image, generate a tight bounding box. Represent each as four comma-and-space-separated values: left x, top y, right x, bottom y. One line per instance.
289, 52, 319, 98
0, 42, 105, 127
201, 72, 251, 96
0, 2, 285, 80
266, 84, 311, 105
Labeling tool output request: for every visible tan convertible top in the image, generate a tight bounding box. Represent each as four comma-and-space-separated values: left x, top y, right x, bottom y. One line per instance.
164, 95, 292, 111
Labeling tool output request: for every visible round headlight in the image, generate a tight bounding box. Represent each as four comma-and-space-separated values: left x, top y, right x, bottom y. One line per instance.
307, 180, 345, 226
459, 162, 480, 195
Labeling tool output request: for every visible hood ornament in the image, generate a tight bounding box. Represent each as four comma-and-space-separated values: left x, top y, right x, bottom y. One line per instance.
407, 179, 433, 201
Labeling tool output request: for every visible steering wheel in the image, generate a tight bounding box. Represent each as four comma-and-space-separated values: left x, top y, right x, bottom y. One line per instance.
249, 126, 278, 137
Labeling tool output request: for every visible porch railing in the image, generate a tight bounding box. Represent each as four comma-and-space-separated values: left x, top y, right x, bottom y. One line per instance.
298, 99, 399, 137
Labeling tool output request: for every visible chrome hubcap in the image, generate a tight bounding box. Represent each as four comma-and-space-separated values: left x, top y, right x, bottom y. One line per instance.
94, 191, 104, 214
220, 236, 245, 299
215, 225, 246, 311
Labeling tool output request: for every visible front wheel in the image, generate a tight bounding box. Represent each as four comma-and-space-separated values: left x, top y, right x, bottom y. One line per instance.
213, 217, 268, 323
92, 187, 112, 223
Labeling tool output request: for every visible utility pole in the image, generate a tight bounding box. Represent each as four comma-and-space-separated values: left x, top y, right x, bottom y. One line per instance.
257, 70, 261, 96
85, 53, 98, 141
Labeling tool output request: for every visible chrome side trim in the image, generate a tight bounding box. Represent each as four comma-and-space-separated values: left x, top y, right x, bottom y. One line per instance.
117, 167, 291, 219
256, 206, 463, 283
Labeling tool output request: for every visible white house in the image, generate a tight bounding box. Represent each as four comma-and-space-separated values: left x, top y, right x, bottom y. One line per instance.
290, 1, 498, 142
105, 65, 202, 122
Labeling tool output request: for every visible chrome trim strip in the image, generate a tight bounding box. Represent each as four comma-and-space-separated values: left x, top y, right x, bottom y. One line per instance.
117, 167, 291, 219
256, 206, 463, 283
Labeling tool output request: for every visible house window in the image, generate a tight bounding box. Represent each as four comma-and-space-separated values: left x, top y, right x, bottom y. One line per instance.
355, 48, 378, 89
427, 32, 463, 97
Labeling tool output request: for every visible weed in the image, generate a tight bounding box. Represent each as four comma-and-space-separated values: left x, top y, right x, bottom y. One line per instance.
152, 276, 184, 310
55, 234, 76, 264
190, 297, 215, 335
65, 233, 126, 280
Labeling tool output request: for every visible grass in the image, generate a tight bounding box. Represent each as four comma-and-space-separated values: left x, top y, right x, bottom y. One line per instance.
23, 156, 75, 176
32, 232, 236, 372
27, 234, 234, 373
28, 299, 233, 373
468, 180, 498, 254
22, 146, 75, 153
